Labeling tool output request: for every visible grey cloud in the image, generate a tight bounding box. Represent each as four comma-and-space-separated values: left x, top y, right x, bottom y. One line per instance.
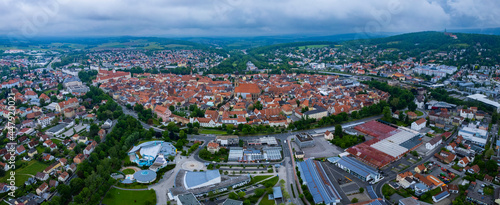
0, 0, 499, 37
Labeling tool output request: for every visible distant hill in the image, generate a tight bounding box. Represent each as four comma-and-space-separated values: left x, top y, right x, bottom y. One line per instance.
178, 32, 394, 50
0, 36, 222, 52
342, 31, 500, 51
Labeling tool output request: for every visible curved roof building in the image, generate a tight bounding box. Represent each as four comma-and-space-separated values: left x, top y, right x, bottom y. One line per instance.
134, 170, 157, 183
184, 170, 221, 190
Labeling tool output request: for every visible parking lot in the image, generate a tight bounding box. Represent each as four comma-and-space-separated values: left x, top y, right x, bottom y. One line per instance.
294, 136, 343, 158
320, 161, 371, 204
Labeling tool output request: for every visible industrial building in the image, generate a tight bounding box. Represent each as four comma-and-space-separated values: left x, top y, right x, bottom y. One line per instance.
327, 156, 382, 184
347, 121, 423, 168
228, 146, 282, 162
247, 136, 278, 146
458, 124, 489, 147
295, 133, 315, 148
297, 159, 341, 204
215, 135, 239, 146
467, 94, 500, 112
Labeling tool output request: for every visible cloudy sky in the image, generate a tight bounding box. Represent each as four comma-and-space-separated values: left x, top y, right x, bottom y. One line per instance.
1, 0, 499, 37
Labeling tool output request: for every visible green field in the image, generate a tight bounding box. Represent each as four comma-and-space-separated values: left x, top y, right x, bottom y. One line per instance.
259, 195, 276, 205
163, 44, 192, 48
298, 44, 329, 49
102, 188, 156, 205
250, 175, 273, 184
122, 169, 136, 175
199, 129, 227, 135
51, 139, 62, 146
0, 161, 49, 185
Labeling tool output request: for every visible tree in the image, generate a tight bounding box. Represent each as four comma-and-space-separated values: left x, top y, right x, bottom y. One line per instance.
359, 187, 364, 193
485, 149, 495, 159
228, 192, 239, 200
179, 130, 187, 138
253, 101, 263, 110
486, 159, 498, 174
238, 191, 246, 199
382, 106, 392, 122
351, 198, 358, 203
408, 102, 417, 111
334, 124, 343, 138
169, 105, 175, 112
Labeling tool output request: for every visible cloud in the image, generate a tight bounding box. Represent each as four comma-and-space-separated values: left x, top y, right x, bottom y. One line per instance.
0, 0, 499, 37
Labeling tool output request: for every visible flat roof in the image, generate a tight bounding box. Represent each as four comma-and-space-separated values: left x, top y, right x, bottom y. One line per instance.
185, 170, 221, 189
273, 186, 283, 199
177, 193, 200, 205
336, 157, 379, 178
467, 94, 500, 108
296, 133, 313, 142
46, 123, 68, 133
297, 159, 341, 204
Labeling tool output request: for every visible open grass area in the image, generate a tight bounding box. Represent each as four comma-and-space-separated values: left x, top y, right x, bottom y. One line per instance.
250, 175, 273, 184
259, 195, 276, 205
0, 161, 49, 185
122, 169, 136, 175
199, 129, 227, 135
102, 188, 156, 205
51, 138, 62, 145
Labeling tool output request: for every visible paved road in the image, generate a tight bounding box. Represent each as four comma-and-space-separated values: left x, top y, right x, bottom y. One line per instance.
148, 154, 192, 205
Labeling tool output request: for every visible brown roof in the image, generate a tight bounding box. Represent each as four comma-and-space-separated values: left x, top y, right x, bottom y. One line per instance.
234, 83, 260, 94
414, 118, 426, 125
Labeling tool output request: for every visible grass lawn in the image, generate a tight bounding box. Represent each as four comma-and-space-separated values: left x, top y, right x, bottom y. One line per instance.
51, 138, 62, 145
259, 195, 276, 205
102, 188, 156, 205
0, 161, 49, 185
36, 146, 45, 154
250, 175, 273, 184
405, 110, 424, 116
122, 169, 136, 175
200, 129, 227, 135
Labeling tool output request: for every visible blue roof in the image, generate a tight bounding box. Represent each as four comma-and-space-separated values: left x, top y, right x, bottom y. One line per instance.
399, 135, 422, 149
133, 170, 157, 183
368, 199, 387, 205
337, 157, 379, 178
297, 159, 341, 204
433, 191, 450, 200
366, 186, 378, 199
272, 187, 282, 199
185, 170, 220, 189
